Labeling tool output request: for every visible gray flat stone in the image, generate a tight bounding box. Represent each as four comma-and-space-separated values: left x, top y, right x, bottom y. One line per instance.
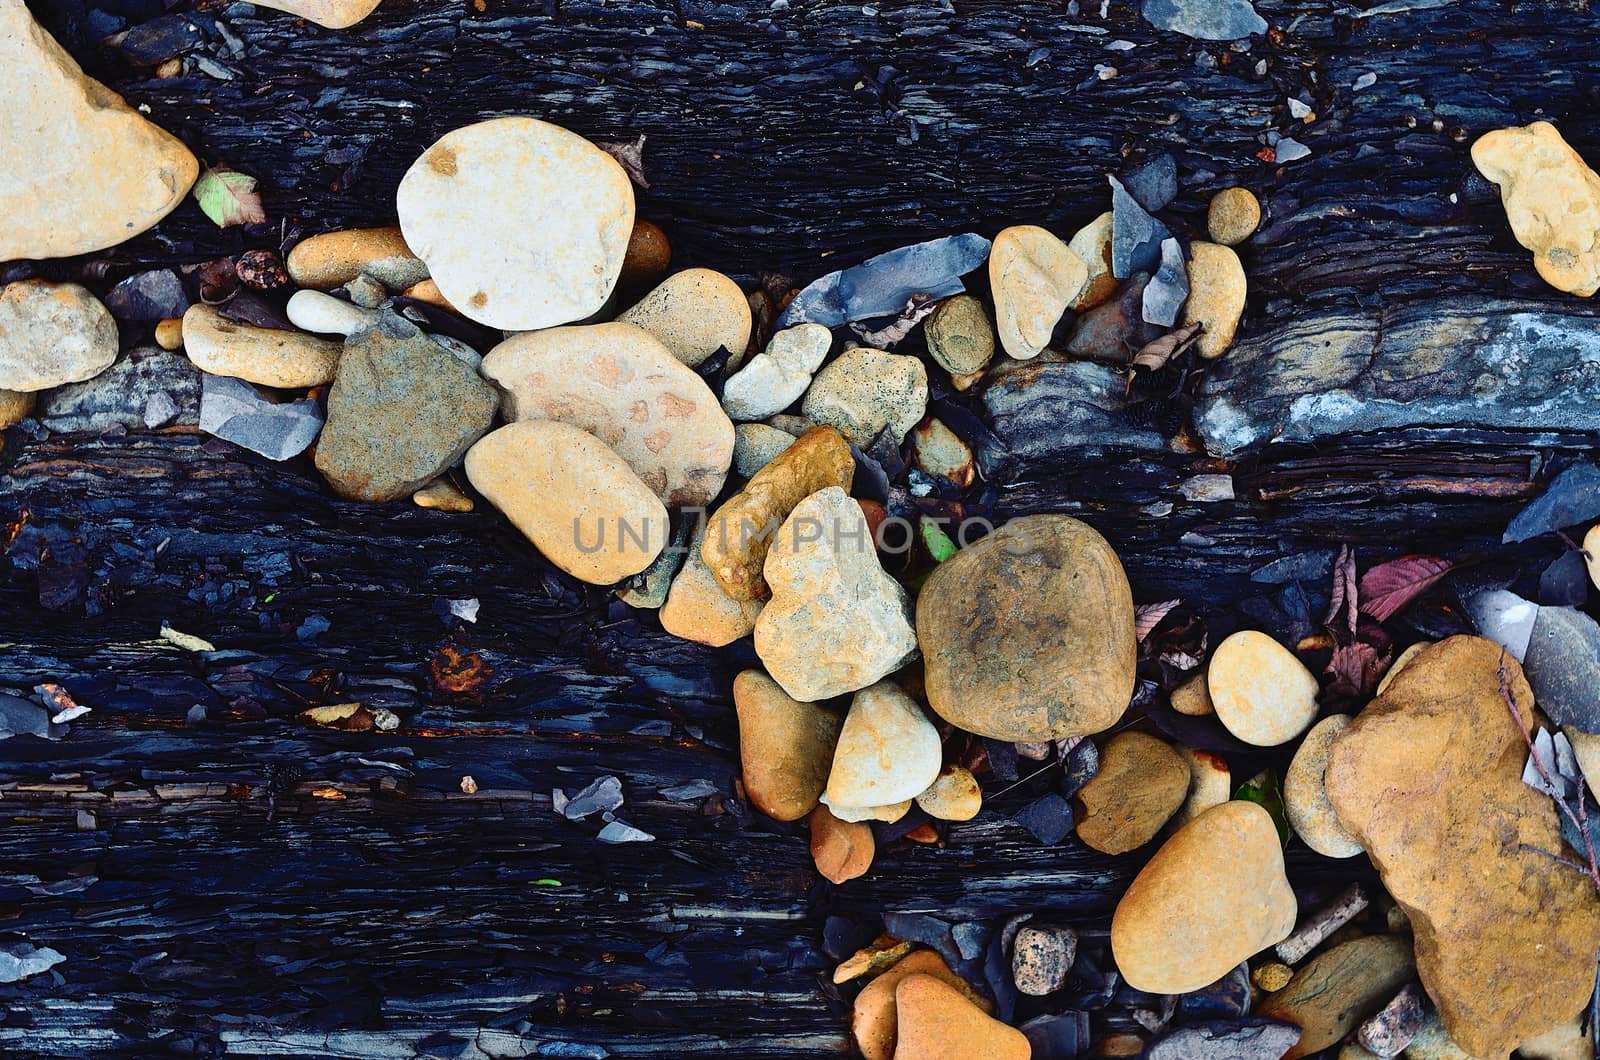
1143, 0, 1267, 40
1523, 605, 1600, 734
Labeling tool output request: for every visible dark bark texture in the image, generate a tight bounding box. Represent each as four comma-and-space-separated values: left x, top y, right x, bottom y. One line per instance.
4, 0, 1600, 1055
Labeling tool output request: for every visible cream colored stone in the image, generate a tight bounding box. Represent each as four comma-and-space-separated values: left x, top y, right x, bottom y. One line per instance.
823, 681, 940, 810
0, 388, 34, 427
735, 669, 842, 821
480, 322, 734, 508
1208, 630, 1319, 746
989, 225, 1088, 359
1472, 122, 1600, 296
1376, 640, 1432, 697
464, 421, 668, 585
286, 289, 378, 336
1284, 714, 1363, 858
914, 765, 982, 822
908, 417, 974, 489
181, 305, 340, 389
732, 422, 795, 478
1182, 241, 1247, 359
660, 520, 764, 646
819, 795, 911, 823
248, 0, 382, 28
412, 478, 474, 513
397, 118, 634, 330
1170, 671, 1215, 716
1207, 187, 1261, 247
0, 281, 116, 391
0, 0, 197, 260
1067, 211, 1118, 311
1171, 745, 1230, 827
618, 268, 751, 368
800, 346, 928, 444
721, 323, 830, 420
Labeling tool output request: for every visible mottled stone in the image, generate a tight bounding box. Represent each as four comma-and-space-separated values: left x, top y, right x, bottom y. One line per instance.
1144, 1019, 1302, 1060
801, 346, 928, 444
249, 0, 382, 28
1012, 924, 1077, 996
181, 305, 340, 389
1473, 122, 1600, 296
909, 417, 975, 489
619, 268, 752, 368
0, 281, 117, 392
1142, 0, 1267, 40
287, 227, 424, 291
1208, 188, 1262, 246
732, 422, 795, 478
37, 346, 199, 433
810, 805, 874, 884
914, 765, 982, 822
925, 293, 995, 375
1208, 630, 1319, 746
620, 219, 672, 288
661, 520, 764, 647
823, 681, 940, 810
1184, 241, 1247, 359
1284, 715, 1363, 858
721, 323, 830, 420
1073, 731, 1189, 854
735, 669, 842, 822
1172, 671, 1216, 716
1257, 936, 1416, 1060
989, 225, 1088, 359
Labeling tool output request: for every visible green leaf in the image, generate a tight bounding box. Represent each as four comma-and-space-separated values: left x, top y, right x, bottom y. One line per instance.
1233, 769, 1291, 847
193, 165, 266, 228
921, 519, 958, 563
534, 878, 562, 887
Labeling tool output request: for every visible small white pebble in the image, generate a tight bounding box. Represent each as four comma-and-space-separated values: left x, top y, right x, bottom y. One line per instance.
1254, 60, 1267, 76
1353, 71, 1378, 90
1107, 39, 1136, 50
371, 707, 400, 732
1096, 64, 1118, 80
460, 776, 478, 794
1288, 97, 1312, 119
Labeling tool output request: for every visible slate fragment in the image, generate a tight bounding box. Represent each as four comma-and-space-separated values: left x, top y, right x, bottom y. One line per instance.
777, 233, 991, 328
1111, 176, 1172, 278
1142, 0, 1266, 40
198, 374, 323, 461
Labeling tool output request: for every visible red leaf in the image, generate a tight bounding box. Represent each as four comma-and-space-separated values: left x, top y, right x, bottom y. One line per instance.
1326, 642, 1390, 700
1135, 599, 1181, 642
1359, 555, 1455, 623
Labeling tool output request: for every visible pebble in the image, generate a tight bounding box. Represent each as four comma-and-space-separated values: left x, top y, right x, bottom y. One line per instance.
396, 118, 634, 330
914, 765, 982, 821
732, 422, 796, 478
721, 323, 830, 421
481, 322, 735, 508
620, 219, 672, 288
287, 227, 425, 291
104, 269, 189, 322
199, 374, 323, 461
1073, 731, 1189, 854
1144, 1020, 1303, 1060
155, 317, 184, 351
820, 680, 938, 813
1015, 793, 1075, 845
1472, 122, 1600, 296
1111, 176, 1171, 277
1523, 605, 1600, 733
1253, 962, 1293, 993
917, 514, 1136, 741
464, 421, 668, 585
1587, 525, 1600, 591
1207, 630, 1319, 746
286, 289, 378, 336
701, 425, 855, 600
852, 951, 994, 1060
1171, 671, 1216, 715
0, 281, 117, 391
250, 0, 382, 27
0, 389, 36, 428
1257, 936, 1416, 1060
1375, 640, 1431, 696
660, 520, 765, 646
314, 314, 498, 503
891, 973, 1030, 1060
618, 268, 752, 368
1012, 924, 1077, 996
37, 346, 199, 433
810, 805, 875, 884
1325, 636, 1600, 1057
342, 272, 389, 309
735, 669, 842, 822
1284, 714, 1363, 858
1183, 241, 1247, 359
235, 249, 289, 292
908, 417, 975, 489
1172, 745, 1230, 827
989, 224, 1088, 359
181, 305, 341, 388
1068, 211, 1119, 310
801, 346, 929, 444
400, 278, 455, 311
924, 293, 996, 375
766, 413, 815, 437
1208, 188, 1262, 246
2, 0, 197, 260
1110, 801, 1297, 995
412, 478, 474, 513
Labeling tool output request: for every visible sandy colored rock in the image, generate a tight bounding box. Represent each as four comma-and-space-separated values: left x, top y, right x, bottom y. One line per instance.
0, 388, 35, 427
810, 805, 874, 884
1376, 641, 1432, 697
1074, 731, 1189, 854
852, 951, 993, 1060
1172, 745, 1230, 827
1253, 962, 1293, 993
397, 117, 634, 330
1257, 936, 1415, 1060
721, 323, 830, 421
821, 681, 939, 809
735, 669, 841, 821
181, 305, 340, 389
917, 514, 1136, 741
1111, 801, 1297, 995
1171, 671, 1216, 716
617, 268, 751, 368
481, 322, 734, 508
1208, 630, 1319, 746
1207, 187, 1261, 246
732, 422, 795, 478
701, 425, 855, 600
155, 318, 184, 351
1, 0, 197, 260
909, 417, 975, 489
915, 765, 982, 821
659, 519, 764, 646
286, 227, 423, 290
800, 346, 928, 444
834, 937, 913, 984
1068, 211, 1119, 310
1183, 241, 1247, 359
1284, 714, 1362, 858
1519, 1016, 1593, 1060
989, 225, 1088, 359
249, 0, 382, 28
1565, 727, 1600, 804
620, 219, 672, 287
464, 421, 668, 585
0, 281, 117, 391
412, 478, 474, 513
1325, 636, 1600, 1057
925, 293, 995, 375
1473, 122, 1600, 296
755, 489, 918, 701
892, 973, 1030, 1060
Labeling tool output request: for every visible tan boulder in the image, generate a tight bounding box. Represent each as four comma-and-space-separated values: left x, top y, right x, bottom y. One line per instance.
0, 281, 116, 391
915, 765, 982, 822
823, 681, 940, 810
1324, 636, 1600, 1057
1, 0, 197, 260
1111, 801, 1297, 994
1207, 187, 1261, 246
248, 0, 382, 28
1473, 122, 1600, 296
1283, 714, 1362, 858
1182, 241, 1247, 359
617, 268, 751, 368
989, 225, 1088, 359
480, 322, 735, 508
660, 520, 764, 646
810, 805, 874, 884
286, 227, 424, 290
464, 421, 668, 585
1208, 630, 1319, 746
1073, 731, 1189, 854
916, 514, 1136, 741
1375, 640, 1432, 697
891, 973, 1029, 1060
181, 305, 340, 388
1256, 935, 1415, 1060
851, 951, 993, 1060
734, 669, 841, 821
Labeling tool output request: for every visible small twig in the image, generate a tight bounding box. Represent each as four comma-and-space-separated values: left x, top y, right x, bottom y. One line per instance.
1519, 844, 1593, 874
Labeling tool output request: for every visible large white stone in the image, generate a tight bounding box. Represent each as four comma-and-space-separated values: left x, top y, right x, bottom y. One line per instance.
0, 281, 117, 392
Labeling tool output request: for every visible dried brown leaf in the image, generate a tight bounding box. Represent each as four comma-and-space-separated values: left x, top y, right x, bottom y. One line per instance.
1358, 554, 1455, 623
1134, 599, 1182, 642
1130, 321, 1203, 372
599, 135, 649, 189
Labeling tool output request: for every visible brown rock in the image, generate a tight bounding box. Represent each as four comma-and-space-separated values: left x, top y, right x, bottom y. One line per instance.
700, 425, 854, 600
1375, 640, 1431, 697
891, 973, 1030, 1060
1325, 636, 1600, 1057
155, 317, 184, 351
286, 227, 424, 291
1073, 731, 1189, 854
809, 805, 874, 884
851, 950, 993, 1060
1066, 272, 1162, 361
1472, 122, 1600, 297
1111, 801, 1297, 995
834, 936, 912, 984
1207, 187, 1261, 246
1170, 671, 1215, 716
734, 669, 841, 821
1256, 936, 1415, 1060
620, 219, 672, 287
917, 514, 1137, 741
1067, 211, 1119, 311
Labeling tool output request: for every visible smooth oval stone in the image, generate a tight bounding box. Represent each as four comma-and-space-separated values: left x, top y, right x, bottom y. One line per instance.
0, 281, 116, 391
1013, 924, 1077, 996
1473, 122, 1600, 296
801, 346, 928, 444
397, 117, 634, 330
619, 219, 672, 288
852, 951, 993, 1060
1, 1, 197, 260
925, 294, 995, 376
721, 323, 831, 421
917, 514, 1137, 742
735, 669, 842, 822
661, 521, 764, 647
810, 805, 874, 884
1208, 630, 1319, 747
892, 974, 1030, 1060
617, 268, 752, 368
1067, 211, 1119, 311
823, 681, 940, 810
1074, 731, 1189, 854
464, 421, 668, 585
481, 322, 734, 509
1284, 714, 1363, 858
1207, 187, 1261, 246
914, 765, 982, 822
1110, 801, 1297, 995
1183, 241, 1247, 359
248, 0, 382, 28
1257, 936, 1416, 1060
181, 305, 341, 388
286, 290, 377, 336
287, 226, 424, 290
989, 224, 1088, 360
